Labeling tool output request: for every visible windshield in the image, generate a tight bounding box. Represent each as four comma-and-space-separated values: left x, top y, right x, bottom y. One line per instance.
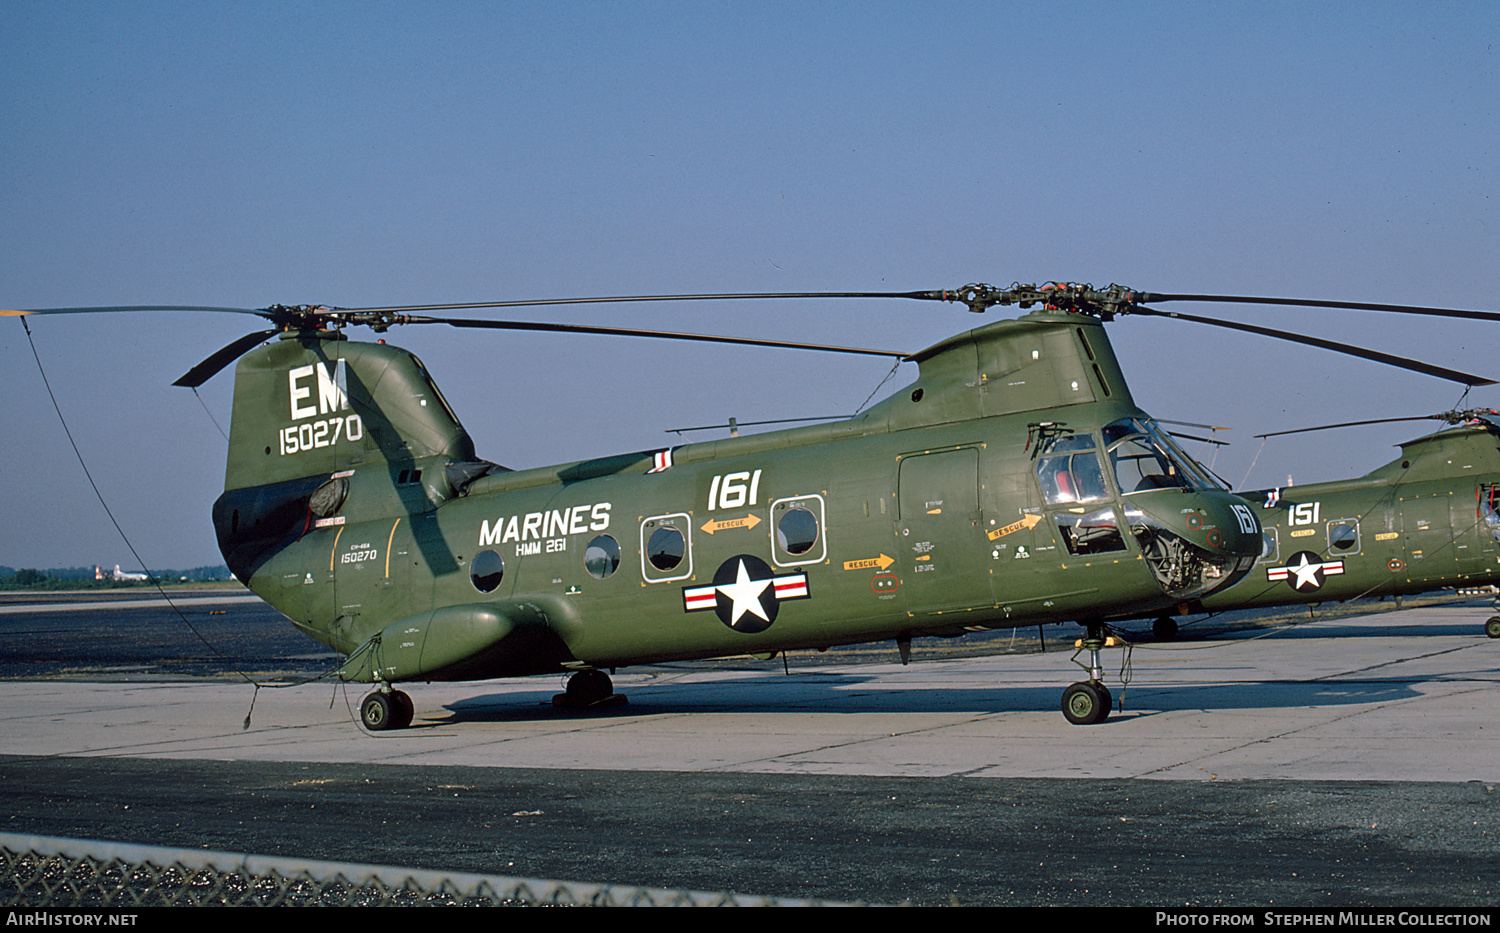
1101, 418, 1222, 493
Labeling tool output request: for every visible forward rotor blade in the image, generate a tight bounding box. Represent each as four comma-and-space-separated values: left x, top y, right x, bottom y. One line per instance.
1156, 418, 1231, 431
1129, 305, 1495, 387
409, 315, 910, 359
173, 330, 279, 387
1168, 431, 1229, 446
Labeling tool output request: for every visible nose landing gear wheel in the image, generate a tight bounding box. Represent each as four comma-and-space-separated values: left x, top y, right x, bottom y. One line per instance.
1061, 681, 1113, 725
1061, 623, 1123, 724
1485, 616, 1500, 639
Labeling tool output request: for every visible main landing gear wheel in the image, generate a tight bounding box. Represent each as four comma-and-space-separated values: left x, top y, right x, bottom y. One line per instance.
390, 690, 415, 729
1152, 615, 1179, 640
553, 669, 626, 708
361, 689, 415, 730
1061, 681, 1113, 725
1486, 616, 1500, 639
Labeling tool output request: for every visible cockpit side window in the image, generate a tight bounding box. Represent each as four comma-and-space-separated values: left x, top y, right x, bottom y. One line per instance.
1037, 432, 1096, 456
1037, 452, 1110, 505
1053, 506, 1127, 555
1482, 483, 1500, 545
1035, 433, 1110, 505
1147, 423, 1224, 489
1109, 435, 1187, 492
1103, 418, 1209, 494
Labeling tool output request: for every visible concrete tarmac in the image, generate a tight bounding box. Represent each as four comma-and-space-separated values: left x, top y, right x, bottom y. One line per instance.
1, 597, 1497, 906
4, 605, 1496, 781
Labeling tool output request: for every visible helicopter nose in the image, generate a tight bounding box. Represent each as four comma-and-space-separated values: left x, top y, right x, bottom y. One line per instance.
1123, 490, 1260, 601
1204, 492, 1263, 559
1189, 491, 1263, 593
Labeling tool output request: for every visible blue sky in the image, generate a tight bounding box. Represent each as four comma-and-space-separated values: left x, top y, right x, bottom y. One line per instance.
2, 1, 1497, 569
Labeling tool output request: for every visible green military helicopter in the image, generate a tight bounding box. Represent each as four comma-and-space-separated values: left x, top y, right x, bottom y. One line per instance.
1145, 410, 1500, 640
9, 283, 1496, 727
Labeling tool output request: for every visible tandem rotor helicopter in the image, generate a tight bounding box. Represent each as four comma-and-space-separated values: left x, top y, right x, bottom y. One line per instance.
10, 282, 1499, 728
1142, 409, 1500, 641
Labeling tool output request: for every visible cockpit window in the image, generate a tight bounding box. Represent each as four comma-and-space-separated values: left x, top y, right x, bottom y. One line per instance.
1053, 507, 1127, 555
1037, 432, 1096, 456
1102, 418, 1219, 494
1482, 484, 1500, 545
1036, 451, 1111, 505
1034, 433, 1109, 505
1148, 423, 1224, 489
1110, 434, 1188, 492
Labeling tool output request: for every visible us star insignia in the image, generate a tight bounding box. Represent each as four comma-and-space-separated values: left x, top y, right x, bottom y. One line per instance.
1267, 550, 1345, 593
682, 554, 810, 633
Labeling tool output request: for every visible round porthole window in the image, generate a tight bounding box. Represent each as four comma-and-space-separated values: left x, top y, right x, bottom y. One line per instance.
646, 525, 685, 571
1330, 523, 1358, 551
585, 534, 621, 579
777, 507, 819, 555
470, 549, 505, 593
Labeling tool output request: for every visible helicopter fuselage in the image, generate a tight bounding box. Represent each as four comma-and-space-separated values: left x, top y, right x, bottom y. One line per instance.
1202, 424, 1500, 612
210, 313, 1262, 689
228, 407, 1259, 684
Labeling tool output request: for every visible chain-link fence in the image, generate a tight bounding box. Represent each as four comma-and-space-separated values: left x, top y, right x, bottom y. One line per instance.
1, 833, 851, 907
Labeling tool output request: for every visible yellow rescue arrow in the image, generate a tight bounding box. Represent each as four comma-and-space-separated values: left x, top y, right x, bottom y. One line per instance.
987, 513, 1042, 541
842, 554, 896, 572
700, 513, 762, 535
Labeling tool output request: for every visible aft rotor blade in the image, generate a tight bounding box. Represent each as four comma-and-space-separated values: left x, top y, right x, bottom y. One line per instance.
3, 305, 264, 317
409, 315, 910, 359
1254, 411, 1496, 439
1130, 305, 1496, 387
1141, 293, 1500, 324
173, 329, 280, 387
1255, 417, 1443, 439
338, 291, 940, 315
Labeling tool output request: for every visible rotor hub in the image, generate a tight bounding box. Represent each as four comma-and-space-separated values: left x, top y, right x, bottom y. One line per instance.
937, 282, 1149, 319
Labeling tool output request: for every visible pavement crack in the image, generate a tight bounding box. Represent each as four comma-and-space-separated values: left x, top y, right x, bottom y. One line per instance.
1308, 640, 1488, 681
